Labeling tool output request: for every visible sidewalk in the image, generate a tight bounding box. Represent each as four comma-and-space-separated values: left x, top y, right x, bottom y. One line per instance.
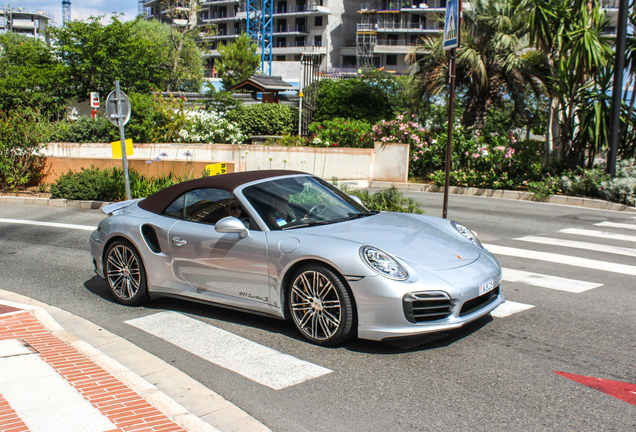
0, 290, 271, 432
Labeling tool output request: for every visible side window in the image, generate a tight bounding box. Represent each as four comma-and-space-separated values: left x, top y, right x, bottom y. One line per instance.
162, 194, 186, 219
184, 188, 239, 225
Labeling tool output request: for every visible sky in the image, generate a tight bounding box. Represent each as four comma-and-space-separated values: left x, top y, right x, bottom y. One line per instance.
10, 0, 138, 26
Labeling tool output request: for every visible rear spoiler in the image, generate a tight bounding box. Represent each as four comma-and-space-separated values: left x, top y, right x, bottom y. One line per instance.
101, 198, 144, 215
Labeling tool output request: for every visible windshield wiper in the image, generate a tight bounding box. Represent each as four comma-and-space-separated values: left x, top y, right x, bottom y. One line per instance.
342, 211, 380, 221
281, 221, 330, 230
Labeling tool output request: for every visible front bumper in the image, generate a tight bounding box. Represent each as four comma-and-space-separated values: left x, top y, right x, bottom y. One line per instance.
90, 229, 106, 278
350, 255, 505, 341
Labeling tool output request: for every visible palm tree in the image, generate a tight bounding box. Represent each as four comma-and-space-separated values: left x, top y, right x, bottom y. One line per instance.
408, 0, 548, 132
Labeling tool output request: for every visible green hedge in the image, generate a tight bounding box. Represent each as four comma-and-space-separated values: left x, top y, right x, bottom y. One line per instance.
225, 103, 298, 138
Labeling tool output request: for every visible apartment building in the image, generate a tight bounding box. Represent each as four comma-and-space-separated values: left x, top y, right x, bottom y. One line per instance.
0, 5, 52, 43
141, 0, 621, 80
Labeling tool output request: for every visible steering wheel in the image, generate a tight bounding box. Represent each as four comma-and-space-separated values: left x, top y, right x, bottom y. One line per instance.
307, 203, 328, 218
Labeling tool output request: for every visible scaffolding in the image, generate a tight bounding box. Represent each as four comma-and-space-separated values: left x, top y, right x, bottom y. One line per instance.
246, 0, 273, 75
2, 3, 12, 32
356, 13, 376, 69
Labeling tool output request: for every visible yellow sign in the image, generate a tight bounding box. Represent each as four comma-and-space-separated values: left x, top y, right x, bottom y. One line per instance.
111, 139, 133, 159
298, 91, 304, 98
205, 162, 227, 176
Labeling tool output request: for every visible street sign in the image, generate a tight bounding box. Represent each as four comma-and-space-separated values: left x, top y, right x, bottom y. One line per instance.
106, 90, 131, 127
111, 138, 133, 159
443, 0, 459, 50
90, 92, 100, 108
205, 163, 228, 176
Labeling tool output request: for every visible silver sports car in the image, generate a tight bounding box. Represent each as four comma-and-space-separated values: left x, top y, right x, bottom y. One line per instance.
90, 170, 504, 346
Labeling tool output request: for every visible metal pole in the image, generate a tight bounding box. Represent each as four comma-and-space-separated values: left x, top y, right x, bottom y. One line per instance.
607, 0, 629, 178
443, 48, 456, 219
298, 55, 304, 135
115, 80, 132, 201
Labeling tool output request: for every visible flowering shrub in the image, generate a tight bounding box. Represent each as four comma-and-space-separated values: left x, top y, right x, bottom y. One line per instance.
177, 110, 245, 145
308, 118, 374, 148
371, 114, 427, 146
428, 134, 544, 190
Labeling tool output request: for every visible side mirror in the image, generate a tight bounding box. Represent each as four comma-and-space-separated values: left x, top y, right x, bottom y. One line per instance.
349, 195, 364, 206
215, 217, 249, 238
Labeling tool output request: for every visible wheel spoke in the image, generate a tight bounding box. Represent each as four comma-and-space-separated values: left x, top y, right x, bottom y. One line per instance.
125, 279, 135, 299
107, 255, 123, 271
318, 314, 332, 338
322, 300, 340, 308
312, 271, 320, 296
311, 313, 318, 339
292, 285, 311, 303
299, 309, 314, 328
322, 309, 340, 327
318, 281, 334, 299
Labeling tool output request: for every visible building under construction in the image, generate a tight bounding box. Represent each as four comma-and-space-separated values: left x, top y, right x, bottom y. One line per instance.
1, 4, 53, 42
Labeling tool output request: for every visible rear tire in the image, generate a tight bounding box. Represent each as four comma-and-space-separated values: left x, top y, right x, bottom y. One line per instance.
288, 264, 355, 346
105, 239, 149, 306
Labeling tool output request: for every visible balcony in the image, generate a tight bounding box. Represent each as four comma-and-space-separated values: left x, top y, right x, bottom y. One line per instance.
359, 1, 446, 12
273, 25, 308, 35
376, 22, 441, 32
374, 39, 421, 53
601, 0, 618, 8
203, 28, 242, 39
272, 41, 327, 54
199, 0, 240, 5
201, 10, 243, 22
274, 4, 330, 16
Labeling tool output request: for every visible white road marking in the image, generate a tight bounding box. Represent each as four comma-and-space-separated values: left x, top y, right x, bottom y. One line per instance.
559, 228, 636, 243
502, 268, 602, 293
484, 244, 636, 276
125, 311, 332, 390
0, 218, 96, 231
0, 340, 115, 432
491, 301, 534, 318
595, 221, 636, 231
515, 236, 636, 258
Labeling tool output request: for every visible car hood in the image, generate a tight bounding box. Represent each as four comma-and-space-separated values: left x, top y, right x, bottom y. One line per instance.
303, 212, 480, 270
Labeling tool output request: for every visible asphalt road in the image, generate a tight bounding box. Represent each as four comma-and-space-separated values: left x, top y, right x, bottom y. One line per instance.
0, 193, 635, 431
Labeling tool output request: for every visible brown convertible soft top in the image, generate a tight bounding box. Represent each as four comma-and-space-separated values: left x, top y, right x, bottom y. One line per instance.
138, 170, 306, 214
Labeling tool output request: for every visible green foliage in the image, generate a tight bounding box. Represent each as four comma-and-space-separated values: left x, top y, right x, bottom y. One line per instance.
49, 167, 108, 200
216, 33, 260, 91
348, 187, 424, 214
0, 108, 52, 190
599, 159, 636, 206
49, 166, 184, 201
0, 33, 67, 118
527, 176, 562, 200
202, 83, 243, 115
52, 117, 117, 144
360, 69, 420, 115
308, 118, 374, 148
49, 15, 204, 99
226, 103, 298, 138
125, 92, 160, 144
314, 79, 393, 123
560, 168, 611, 199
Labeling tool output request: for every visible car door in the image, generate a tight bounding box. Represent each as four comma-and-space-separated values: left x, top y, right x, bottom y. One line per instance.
166, 188, 271, 303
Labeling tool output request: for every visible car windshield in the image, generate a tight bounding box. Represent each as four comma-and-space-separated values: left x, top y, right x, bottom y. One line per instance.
242, 176, 374, 230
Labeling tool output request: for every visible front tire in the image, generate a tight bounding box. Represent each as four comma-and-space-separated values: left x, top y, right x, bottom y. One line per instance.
105, 239, 149, 306
288, 265, 355, 346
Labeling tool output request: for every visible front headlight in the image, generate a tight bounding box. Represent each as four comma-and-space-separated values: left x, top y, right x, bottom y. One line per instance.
451, 221, 483, 248
360, 246, 408, 280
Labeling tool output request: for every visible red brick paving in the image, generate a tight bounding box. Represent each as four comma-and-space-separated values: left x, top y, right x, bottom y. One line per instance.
0, 310, 188, 432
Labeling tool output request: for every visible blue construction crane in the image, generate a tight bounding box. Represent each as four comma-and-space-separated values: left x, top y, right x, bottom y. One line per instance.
246, 0, 273, 75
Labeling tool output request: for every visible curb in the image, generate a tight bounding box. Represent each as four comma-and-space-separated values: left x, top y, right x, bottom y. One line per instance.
0, 195, 111, 209
0, 290, 272, 432
370, 181, 636, 213
21, 304, 220, 432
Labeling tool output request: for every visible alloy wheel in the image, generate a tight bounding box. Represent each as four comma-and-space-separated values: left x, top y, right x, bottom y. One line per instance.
290, 270, 342, 341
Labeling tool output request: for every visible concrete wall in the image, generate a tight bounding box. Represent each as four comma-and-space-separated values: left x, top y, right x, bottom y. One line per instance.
43, 142, 410, 184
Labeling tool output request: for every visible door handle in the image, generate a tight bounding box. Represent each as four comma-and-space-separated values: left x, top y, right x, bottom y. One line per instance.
172, 237, 187, 247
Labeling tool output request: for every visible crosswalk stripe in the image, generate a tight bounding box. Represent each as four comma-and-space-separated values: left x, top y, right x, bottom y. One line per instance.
502, 268, 602, 293
515, 236, 636, 258
0, 218, 96, 231
0, 340, 115, 432
484, 244, 636, 276
125, 311, 332, 390
558, 228, 636, 243
491, 301, 534, 318
595, 221, 636, 231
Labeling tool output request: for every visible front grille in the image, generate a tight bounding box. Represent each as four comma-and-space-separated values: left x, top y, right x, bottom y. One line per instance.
403, 291, 453, 323
459, 287, 500, 317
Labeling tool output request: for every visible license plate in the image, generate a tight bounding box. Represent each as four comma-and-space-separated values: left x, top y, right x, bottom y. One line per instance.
479, 279, 494, 296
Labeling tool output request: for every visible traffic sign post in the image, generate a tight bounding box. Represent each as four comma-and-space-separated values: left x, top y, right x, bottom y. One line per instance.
442, 0, 461, 219
106, 81, 132, 201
